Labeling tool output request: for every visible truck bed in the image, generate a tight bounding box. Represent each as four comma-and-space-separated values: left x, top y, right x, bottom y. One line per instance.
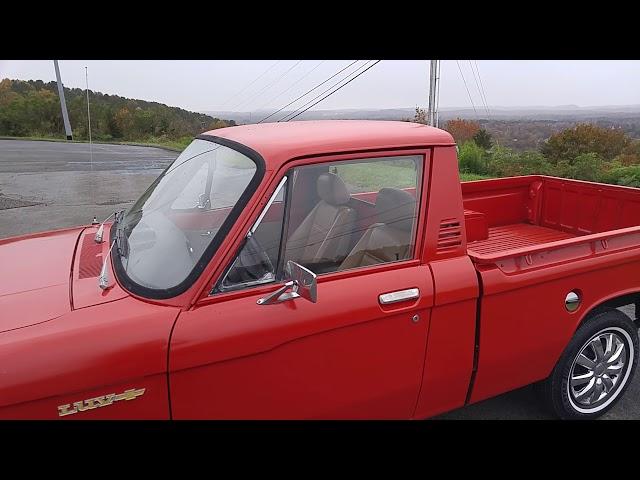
467, 223, 577, 257
461, 176, 640, 263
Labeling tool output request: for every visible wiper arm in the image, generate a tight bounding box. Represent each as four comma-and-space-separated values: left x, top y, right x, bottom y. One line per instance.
113, 209, 128, 258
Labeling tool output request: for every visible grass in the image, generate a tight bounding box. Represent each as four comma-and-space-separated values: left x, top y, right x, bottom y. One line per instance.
336, 161, 418, 193
0, 135, 191, 152
336, 162, 493, 192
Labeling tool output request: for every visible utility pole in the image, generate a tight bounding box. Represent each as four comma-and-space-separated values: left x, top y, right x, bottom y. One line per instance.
428, 60, 440, 127
54, 60, 73, 140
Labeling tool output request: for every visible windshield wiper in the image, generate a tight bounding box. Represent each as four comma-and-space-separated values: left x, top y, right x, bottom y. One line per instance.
113, 209, 128, 258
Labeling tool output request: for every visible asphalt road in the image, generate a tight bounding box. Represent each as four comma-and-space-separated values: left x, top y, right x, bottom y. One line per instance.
0, 139, 178, 238
0, 139, 638, 420
0, 139, 176, 173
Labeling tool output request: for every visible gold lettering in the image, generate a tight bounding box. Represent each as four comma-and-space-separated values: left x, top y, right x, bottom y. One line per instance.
57, 404, 78, 417
74, 400, 91, 412
94, 394, 116, 407
58, 387, 146, 417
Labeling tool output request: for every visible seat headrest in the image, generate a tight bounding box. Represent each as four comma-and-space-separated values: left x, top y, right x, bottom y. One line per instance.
375, 188, 416, 232
317, 173, 351, 206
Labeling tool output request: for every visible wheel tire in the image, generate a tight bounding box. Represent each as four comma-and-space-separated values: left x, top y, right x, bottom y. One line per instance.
540, 308, 639, 419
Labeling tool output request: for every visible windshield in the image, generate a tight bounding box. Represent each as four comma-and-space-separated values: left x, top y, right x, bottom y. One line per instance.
114, 137, 261, 295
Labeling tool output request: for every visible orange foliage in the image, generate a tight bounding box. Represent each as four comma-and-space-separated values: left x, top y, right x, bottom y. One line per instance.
444, 118, 481, 144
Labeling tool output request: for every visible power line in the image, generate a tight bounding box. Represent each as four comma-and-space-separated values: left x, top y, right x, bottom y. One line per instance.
253, 60, 326, 113
471, 60, 500, 146
278, 61, 374, 122
219, 60, 281, 108
455, 60, 478, 118
468, 60, 490, 119
233, 60, 302, 111
472, 60, 492, 118
257, 60, 360, 124
284, 60, 381, 122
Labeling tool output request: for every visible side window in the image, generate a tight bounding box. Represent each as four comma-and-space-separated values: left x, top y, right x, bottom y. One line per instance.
216, 177, 287, 292
214, 154, 423, 295
284, 155, 422, 274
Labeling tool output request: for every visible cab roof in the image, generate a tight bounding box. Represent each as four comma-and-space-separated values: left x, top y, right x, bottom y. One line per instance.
203, 120, 455, 169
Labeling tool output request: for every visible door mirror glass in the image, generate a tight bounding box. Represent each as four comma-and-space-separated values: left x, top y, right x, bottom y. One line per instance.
285, 260, 317, 303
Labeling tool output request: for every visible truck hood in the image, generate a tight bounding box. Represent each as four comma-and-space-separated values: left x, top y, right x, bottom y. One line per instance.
0, 227, 83, 333
0, 225, 131, 333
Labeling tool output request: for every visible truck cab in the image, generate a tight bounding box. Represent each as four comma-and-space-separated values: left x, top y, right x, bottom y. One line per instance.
1, 120, 638, 419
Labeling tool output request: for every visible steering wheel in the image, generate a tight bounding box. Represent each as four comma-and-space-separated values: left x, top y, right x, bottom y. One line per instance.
225, 234, 275, 285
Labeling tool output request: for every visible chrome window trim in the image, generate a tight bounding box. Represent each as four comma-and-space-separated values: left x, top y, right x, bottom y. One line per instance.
250, 176, 288, 234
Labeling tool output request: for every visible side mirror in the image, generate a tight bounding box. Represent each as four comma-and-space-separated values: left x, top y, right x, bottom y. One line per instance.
256, 260, 317, 305
285, 260, 317, 303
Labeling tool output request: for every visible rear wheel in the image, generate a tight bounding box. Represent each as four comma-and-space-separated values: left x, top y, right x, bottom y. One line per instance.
541, 309, 638, 419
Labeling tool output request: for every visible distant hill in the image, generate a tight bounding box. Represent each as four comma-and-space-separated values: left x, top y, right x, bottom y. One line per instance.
203, 105, 640, 124
203, 105, 640, 151
0, 78, 235, 142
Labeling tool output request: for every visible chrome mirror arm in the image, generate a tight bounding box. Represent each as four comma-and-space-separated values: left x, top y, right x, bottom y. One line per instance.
256, 280, 299, 305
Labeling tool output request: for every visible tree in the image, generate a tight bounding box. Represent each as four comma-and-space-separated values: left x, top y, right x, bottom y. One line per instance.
444, 118, 480, 144
413, 107, 427, 125
473, 129, 493, 149
615, 140, 640, 166
0, 78, 234, 142
541, 123, 631, 164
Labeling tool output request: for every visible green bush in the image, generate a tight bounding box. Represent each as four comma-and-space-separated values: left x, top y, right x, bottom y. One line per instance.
458, 141, 487, 174
484, 146, 552, 177
556, 152, 604, 182
600, 165, 640, 188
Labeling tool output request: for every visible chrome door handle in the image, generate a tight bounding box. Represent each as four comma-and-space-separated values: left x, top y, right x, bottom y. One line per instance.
379, 288, 420, 305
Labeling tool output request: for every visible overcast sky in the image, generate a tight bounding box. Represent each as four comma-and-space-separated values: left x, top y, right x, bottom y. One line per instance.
1, 60, 639, 113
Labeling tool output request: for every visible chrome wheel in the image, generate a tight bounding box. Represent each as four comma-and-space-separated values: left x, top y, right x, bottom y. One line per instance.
568, 327, 633, 413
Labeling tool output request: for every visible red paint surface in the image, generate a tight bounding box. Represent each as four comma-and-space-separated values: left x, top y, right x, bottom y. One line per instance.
169, 265, 434, 419
0, 226, 81, 332
2, 121, 640, 419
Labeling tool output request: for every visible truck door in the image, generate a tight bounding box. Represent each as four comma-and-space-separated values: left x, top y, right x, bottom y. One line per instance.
168, 150, 434, 419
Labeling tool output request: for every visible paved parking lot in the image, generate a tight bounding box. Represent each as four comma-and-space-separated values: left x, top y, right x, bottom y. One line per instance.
0, 138, 637, 419
0, 139, 177, 238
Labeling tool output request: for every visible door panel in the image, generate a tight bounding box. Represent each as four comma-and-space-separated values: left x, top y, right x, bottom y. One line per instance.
169, 265, 433, 419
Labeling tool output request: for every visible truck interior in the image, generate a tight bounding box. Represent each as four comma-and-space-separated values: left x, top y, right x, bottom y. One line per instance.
280, 159, 420, 275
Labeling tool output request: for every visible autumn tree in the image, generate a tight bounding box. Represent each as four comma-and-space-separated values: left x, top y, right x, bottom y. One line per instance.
615, 140, 640, 166
444, 118, 481, 144
541, 123, 631, 164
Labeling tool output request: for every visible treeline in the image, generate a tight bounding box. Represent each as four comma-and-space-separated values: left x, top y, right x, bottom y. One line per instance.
411, 109, 640, 188
453, 119, 640, 187
474, 118, 640, 151
0, 78, 235, 143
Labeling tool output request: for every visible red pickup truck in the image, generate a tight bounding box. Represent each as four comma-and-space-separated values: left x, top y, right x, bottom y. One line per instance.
1, 120, 639, 419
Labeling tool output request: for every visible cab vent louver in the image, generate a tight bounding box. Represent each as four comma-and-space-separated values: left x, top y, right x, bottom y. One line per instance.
78, 234, 103, 279
437, 219, 462, 251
